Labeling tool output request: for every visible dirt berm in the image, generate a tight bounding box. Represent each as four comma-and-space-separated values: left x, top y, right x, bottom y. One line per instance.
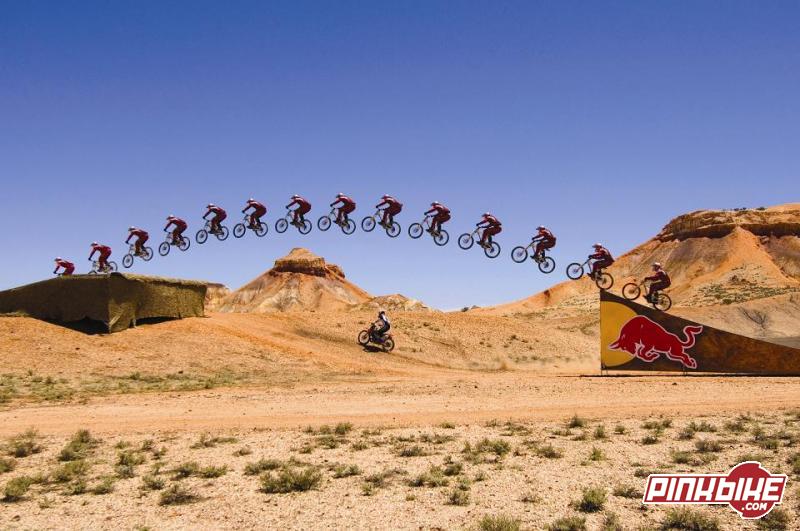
0, 273, 206, 332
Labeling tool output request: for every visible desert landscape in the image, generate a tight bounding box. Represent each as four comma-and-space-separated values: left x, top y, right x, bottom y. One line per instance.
1, 205, 799, 530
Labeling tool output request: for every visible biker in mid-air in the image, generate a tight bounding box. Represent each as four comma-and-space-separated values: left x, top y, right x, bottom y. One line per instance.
376, 194, 402, 227
88, 242, 113, 271
286, 194, 311, 226
372, 310, 390, 342
477, 212, 502, 248
125, 226, 149, 256
53, 257, 75, 276
589, 243, 614, 280
425, 201, 450, 234
203, 203, 227, 234
644, 262, 671, 303
330, 193, 356, 225
531, 225, 556, 259
164, 215, 188, 244
242, 198, 267, 229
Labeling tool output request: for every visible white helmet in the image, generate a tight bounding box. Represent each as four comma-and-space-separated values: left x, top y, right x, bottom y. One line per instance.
128, 226, 136, 231
537, 225, 546, 230
167, 214, 174, 219
382, 194, 390, 200
248, 197, 255, 202
55, 257, 62, 261
292, 194, 300, 199
337, 192, 345, 197
483, 212, 491, 217
91, 241, 98, 246
207, 203, 215, 208
653, 262, 662, 269
593, 243, 602, 248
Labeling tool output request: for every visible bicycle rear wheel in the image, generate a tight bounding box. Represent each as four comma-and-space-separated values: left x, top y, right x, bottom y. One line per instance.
596, 272, 614, 290
254, 222, 268, 237
485, 242, 501, 259
434, 230, 449, 246
386, 222, 401, 238
654, 293, 672, 312
108, 261, 118, 272
299, 219, 313, 235
538, 256, 556, 274
178, 237, 190, 251
216, 226, 229, 241
342, 219, 356, 235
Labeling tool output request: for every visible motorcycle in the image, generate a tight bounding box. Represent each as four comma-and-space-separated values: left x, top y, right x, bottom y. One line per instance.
361, 210, 401, 238
408, 215, 449, 246
357, 326, 395, 352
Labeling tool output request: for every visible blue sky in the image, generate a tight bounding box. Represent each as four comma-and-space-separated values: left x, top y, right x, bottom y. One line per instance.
1, 1, 798, 309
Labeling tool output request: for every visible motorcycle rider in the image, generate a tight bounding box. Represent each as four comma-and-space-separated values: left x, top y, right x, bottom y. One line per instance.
376, 194, 402, 227
644, 262, 671, 302
477, 212, 502, 248
372, 310, 390, 342
330, 193, 356, 225
125, 226, 149, 256
88, 242, 112, 272
531, 225, 556, 259
425, 201, 450, 234
242, 198, 267, 229
53, 257, 75, 276
589, 243, 614, 279
203, 203, 227, 234
286, 194, 311, 226
164, 215, 188, 245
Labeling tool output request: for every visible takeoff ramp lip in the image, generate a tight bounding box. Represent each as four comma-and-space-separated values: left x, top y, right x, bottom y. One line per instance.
600, 291, 800, 375
0, 273, 207, 333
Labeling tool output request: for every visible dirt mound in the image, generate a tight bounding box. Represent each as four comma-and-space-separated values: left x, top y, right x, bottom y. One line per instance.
204, 282, 230, 311
218, 248, 372, 312
353, 294, 433, 313
484, 203, 800, 320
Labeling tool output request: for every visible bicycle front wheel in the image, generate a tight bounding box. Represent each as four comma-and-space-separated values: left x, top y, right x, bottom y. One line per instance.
622, 283, 641, 300
361, 216, 376, 232
318, 216, 331, 231
566, 263, 584, 280
511, 246, 528, 263
458, 233, 474, 250
408, 223, 423, 239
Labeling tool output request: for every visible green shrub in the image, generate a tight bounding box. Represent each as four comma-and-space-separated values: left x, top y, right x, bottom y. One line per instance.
575, 486, 606, 512
567, 415, 587, 429
58, 430, 99, 461
141, 474, 165, 491
546, 515, 586, 531
3, 476, 33, 501
695, 439, 723, 453
447, 487, 470, 505
244, 458, 283, 476
659, 507, 720, 530
259, 466, 322, 493
198, 465, 227, 478
158, 484, 198, 505
0, 458, 15, 474
5, 429, 42, 458
756, 507, 791, 530
478, 514, 522, 531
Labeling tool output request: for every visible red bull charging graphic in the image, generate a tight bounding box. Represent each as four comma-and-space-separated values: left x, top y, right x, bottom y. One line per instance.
609, 315, 702, 369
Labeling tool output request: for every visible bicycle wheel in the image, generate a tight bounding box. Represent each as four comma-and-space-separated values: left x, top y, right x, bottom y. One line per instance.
434, 229, 449, 246
654, 293, 672, 312
196, 229, 208, 244
299, 219, 313, 235
386, 222, 401, 238
361, 216, 376, 232
408, 223, 423, 239
485, 242, 501, 259
318, 216, 331, 231
275, 218, 288, 233
357, 330, 370, 346
622, 283, 641, 301
596, 272, 614, 290
233, 223, 246, 238
158, 242, 170, 256
178, 237, 190, 251
458, 233, 474, 250
254, 222, 268, 237
108, 261, 118, 272
216, 226, 229, 241
141, 247, 153, 261
566, 263, 584, 280
538, 256, 556, 274
383, 337, 395, 353
342, 218, 356, 235
122, 254, 134, 269
511, 246, 528, 263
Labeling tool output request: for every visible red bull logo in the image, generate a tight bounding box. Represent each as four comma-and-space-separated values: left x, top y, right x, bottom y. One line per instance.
609, 315, 702, 369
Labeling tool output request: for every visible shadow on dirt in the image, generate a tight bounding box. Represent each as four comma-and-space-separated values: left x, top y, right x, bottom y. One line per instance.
47, 316, 178, 335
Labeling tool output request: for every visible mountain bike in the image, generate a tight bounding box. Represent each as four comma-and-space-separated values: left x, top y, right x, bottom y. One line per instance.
196, 219, 229, 244
122, 243, 154, 268
318, 208, 356, 234
233, 214, 268, 238
566, 259, 614, 290
158, 230, 190, 256
408, 216, 449, 246
275, 210, 312, 235
510, 242, 556, 273
358, 326, 395, 353
361, 210, 401, 238
88, 259, 118, 275
458, 228, 501, 258
622, 279, 673, 311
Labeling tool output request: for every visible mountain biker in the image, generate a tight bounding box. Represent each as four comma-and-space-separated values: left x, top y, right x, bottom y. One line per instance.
477, 212, 502, 248
164, 215, 188, 244
242, 198, 267, 229
645, 262, 671, 302
425, 201, 450, 234
589, 243, 614, 278
286, 195, 311, 225
125, 226, 149, 255
330, 193, 356, 225
203, 203, 227, 234
53, 257, 75, 276
372, 310, 390, 341
88, 242, 112, 271
376, 194, 402, 227
532, 225, 556, 259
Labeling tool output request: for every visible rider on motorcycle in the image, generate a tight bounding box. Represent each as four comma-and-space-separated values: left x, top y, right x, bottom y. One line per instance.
53, 257, 75, 276
589, 243, 614, 278
376, 195, 402, 227
203, 203, 227, 234
88, 242, 112, 271
330, 193, 356, 225
164, 215, 188, 244
425, 201, 450, 234
645, 262, 671, 302
372, 310, 390, 342
286, 195, 311, 225
477, 212, 502, 248
125, 226, 149, 255
242, 198, 267, 229
532, 225, 556, 259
